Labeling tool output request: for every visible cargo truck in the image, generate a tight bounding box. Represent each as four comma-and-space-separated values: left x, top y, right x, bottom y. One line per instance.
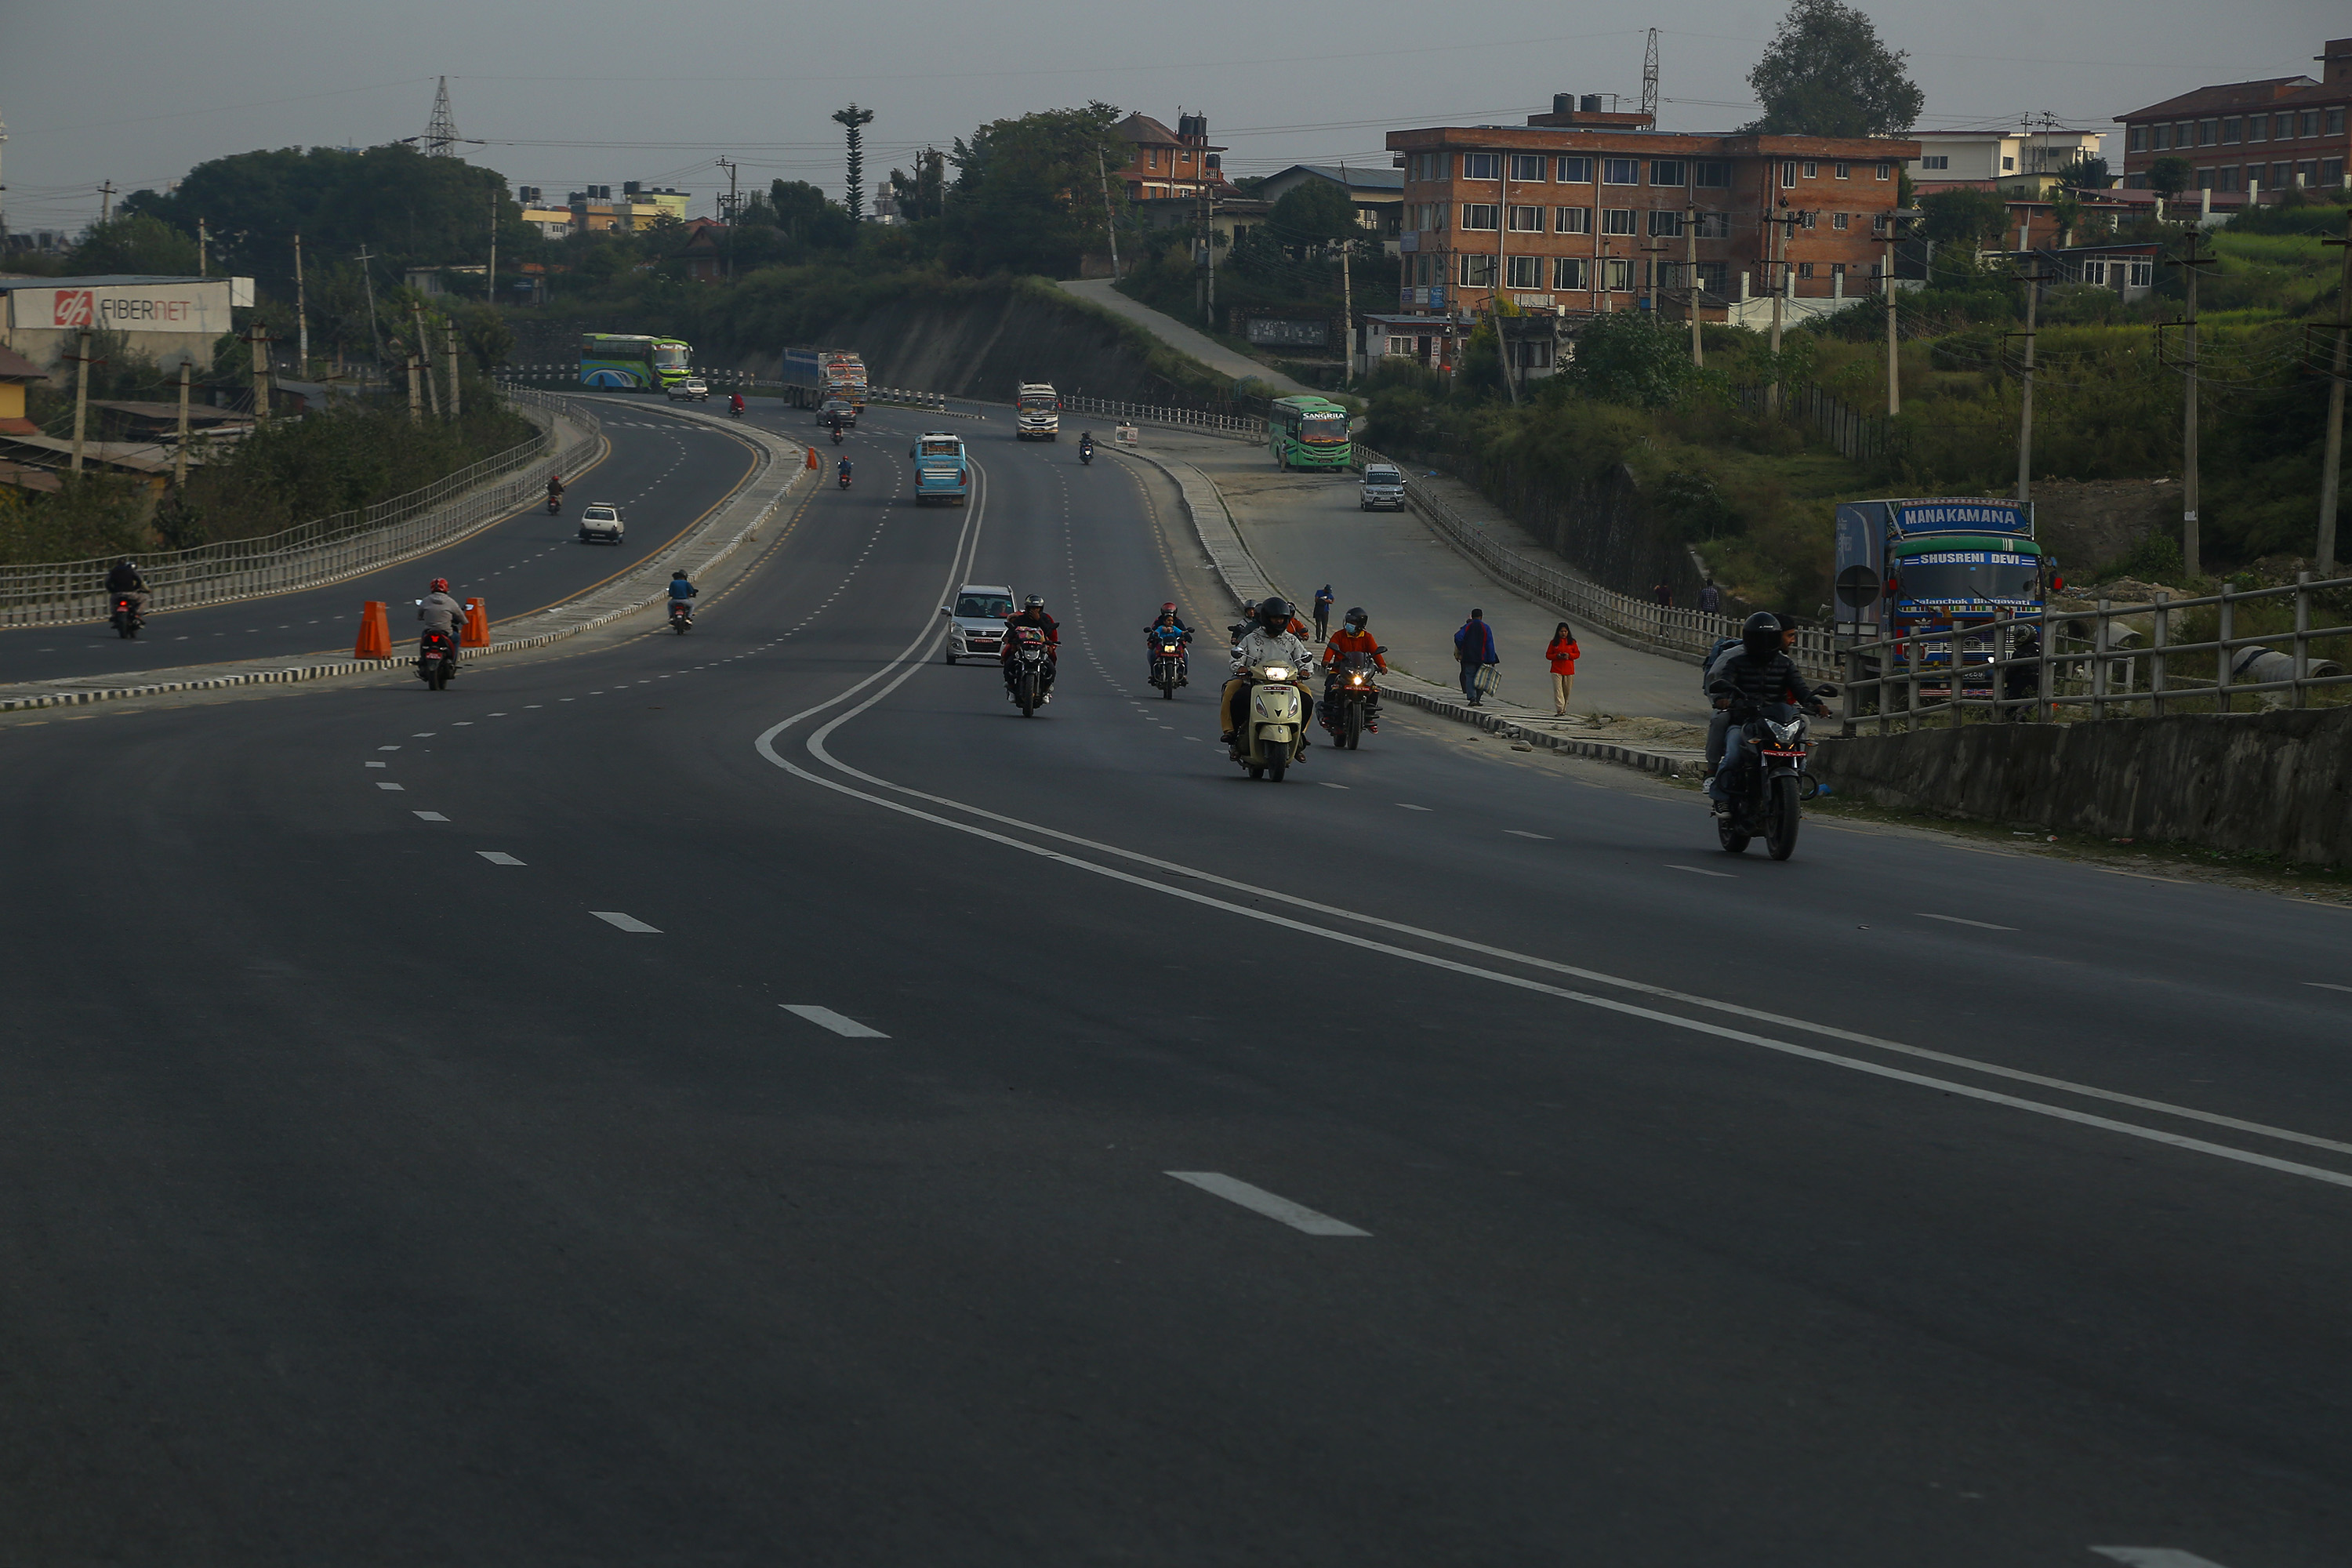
1834, 497, 2053, 699
782, 347, 869, 417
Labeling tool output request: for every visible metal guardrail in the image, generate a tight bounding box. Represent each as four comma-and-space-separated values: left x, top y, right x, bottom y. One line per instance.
1058, 393, 1265, 441
1357, 445, 1839, 679
1, 388, 597, 628
1838, 574, 2352, 731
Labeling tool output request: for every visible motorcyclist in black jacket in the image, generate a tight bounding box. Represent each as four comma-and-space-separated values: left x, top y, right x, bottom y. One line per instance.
1705, 612, 1826, 807
104, 558, 151, 623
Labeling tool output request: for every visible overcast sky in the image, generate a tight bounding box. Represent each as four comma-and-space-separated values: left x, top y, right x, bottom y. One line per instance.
3, 0, 2343, 236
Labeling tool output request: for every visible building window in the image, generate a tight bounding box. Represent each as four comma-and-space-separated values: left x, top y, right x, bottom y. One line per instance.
1647, 209, 1683, 236
2197, 167, 2215, 191
1504, 255, 1543, 289
1831, 262, 1846, 277
2179, 122, 2195, 147
1831, 211, 1849, 230
1414, 151, 1446, 181
1802, 161, 1819, 178
2129, 261, 2154, 288
2002, 156, 2016, 171
1799, 210, 1817, 230
1601, 207, 1637, 235
1508, 153, 1546, 182
1696, 261, 1728, 293
1554, 205, 1592, 234
2302, 111, 2322, 138
1602, 158, 1640, 184
2327, 157, 2347, 188
1693, 160, 1732, 188
2245, 114, 2267, 143
1463, 152, 1501, 180
1460, 203, 1498, 230
1797, 261, 1815, 279
2197, 120, 2215, 146
1459, 252, 1496, 287
2223, 118, 2242, 145
1650, 159, 1686, 187
2300, 158, 2321, 186
1693, 211, 1730, 239
1834, 162, 1851, 179
1507, 205, 1544, 232
1876, 162, 1892, 180
1553, 256, 1590, 290
2219, 166, 2241, 191
2273, 160, 2294, 187
2127, 125, 2147, 151
1602, 257, 1633, 291
2153, 124, 2171, 151
2328, 108, 2347, 137
1920, 155, 1950, 170
1781, 162, 1797, 187
1557, 155, 1593, 183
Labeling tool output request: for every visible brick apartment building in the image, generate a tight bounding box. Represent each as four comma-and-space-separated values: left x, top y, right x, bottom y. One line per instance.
1385, 100, 1916, 328
1110, 112, 1236, 203
2118, 38, 2351, 196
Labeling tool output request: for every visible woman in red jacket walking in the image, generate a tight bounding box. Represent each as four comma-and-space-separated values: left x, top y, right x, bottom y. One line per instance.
1544, 621, 1581, 716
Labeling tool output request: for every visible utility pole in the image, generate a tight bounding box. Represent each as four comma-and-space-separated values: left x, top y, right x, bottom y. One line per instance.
486, 187, 499, 310
198, 216, 209, 277
356, 244, 383, 368
2170, 230, 2218, 576
410, 302, 440, 417
406, 350, 423, 425
718, 157, 739, 280
173, 360, 191, 491
2317, 211, 2351, 574
244, 321, 272, 423
446, 323, 462, 422
293, 231, 309, 376
2012, 261, 2056, 501
1686, 196, 1701, 367
98, 180, 115, 225
1767, 201, 1791, 416
1884, 211, 1904, 416
1096, 142, 1121, 282
68, 327, 95, 473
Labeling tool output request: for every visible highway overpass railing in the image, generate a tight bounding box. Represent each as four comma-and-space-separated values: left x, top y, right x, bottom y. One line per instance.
0, 388, 598, 628
1836, 575, 2352, 732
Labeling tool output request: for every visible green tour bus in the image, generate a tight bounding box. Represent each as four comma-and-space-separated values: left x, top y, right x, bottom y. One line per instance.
1268, 395, 1352, 470
579, 333, 693, 390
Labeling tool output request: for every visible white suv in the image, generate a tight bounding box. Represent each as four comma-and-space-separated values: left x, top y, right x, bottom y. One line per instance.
578, 504, 626, 546
667, 378, 710, 402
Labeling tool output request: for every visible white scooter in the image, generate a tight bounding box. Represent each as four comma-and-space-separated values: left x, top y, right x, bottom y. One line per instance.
1229, 660, 1309, 781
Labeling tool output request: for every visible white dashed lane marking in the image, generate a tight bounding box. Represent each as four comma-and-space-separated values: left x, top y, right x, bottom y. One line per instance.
375, 781, 405, 790
1917, 913, 2017, 931
413, 811, 448, 822
781, 1004, 889, 1038
1165, 1172, 1370, 1236
1504, 829, 1551, 840
1668, 864, 1736, 878
590, 911, 660, 933
477, 851, 525, 866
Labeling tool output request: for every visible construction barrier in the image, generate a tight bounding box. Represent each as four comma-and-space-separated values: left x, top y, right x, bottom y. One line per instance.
354, 601, 390, 660
461, 598, 489, 648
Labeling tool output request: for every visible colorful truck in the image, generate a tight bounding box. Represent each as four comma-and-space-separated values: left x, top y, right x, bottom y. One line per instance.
781, 347, 869, 416
1834, 496, 2050, 695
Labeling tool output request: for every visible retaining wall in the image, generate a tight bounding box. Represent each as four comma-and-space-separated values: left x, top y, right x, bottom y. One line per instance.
1811, 707, 2352, 865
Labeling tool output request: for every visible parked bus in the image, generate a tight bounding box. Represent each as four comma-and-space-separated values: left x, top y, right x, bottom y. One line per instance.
579, 333, 693, 391
1268, 395, 1352, 470
909, 430, 969, 506
1834, 497, 2050, 699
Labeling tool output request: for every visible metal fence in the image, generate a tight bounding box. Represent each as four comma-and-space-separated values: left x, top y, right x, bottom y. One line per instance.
1838, 574, 2352, 731
0, 387, 597, 628
1058, 393, 1265, 441
1731, 382, 1889, 465
1359, 445, 1839, 679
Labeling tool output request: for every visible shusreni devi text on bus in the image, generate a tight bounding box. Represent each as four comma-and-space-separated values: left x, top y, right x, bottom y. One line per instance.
1269, 395, 1352, 470
578, 333, 693, 390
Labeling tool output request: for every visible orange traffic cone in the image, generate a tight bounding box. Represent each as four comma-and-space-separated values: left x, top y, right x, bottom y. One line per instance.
462, 597, 490, 648
804, 445, 818, 470
355, 600, 390, 660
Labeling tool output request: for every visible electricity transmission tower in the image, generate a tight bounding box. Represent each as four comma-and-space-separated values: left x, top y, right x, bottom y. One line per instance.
833, 103, 874, 223
1641, 29, 1660, 124
424, 78, 459, 158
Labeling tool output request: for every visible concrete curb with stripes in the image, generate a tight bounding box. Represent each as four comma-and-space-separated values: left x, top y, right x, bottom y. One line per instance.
1113, 442, 1698, 779
1, 412, 809, 714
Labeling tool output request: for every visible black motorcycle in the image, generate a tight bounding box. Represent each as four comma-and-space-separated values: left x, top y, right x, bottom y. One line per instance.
546, 492, 563, 515
109, 595, 143, 640
829, 428, 844, 445
1149, 636, 1187, 699
669, 601, 694, 634
1080, 440, 1095, 466
1321, 648, 1385, 750
1710, 683, 1835, 859
417, 629, 459, 691
1006, 626, 1053, 717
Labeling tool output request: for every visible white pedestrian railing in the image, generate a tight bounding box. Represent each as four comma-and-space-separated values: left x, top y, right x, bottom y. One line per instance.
1059, 392, 1264, 441
1357, 445, 1838, 679
0, 387, 598, 628
1838, 574, 2352, 731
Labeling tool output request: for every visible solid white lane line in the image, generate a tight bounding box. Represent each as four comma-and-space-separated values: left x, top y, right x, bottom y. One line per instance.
2090, 1551, 2233, 1568
1918, 913, 2019, 931
2307, 982, 2352, 994
781, 1004, 889, 1038
412, 731, 435, 737
454, 721, 474, 726
1505, 829, 1551, 840
376, 781, 405, 791
1668, 864, 1736, 878
366, 761, 387, 768
477, 851, 525, 866
378, 745, 400, 751
412, 811, 448, 822
1165, 1172, 1370, 1236
590, 911, 660, 933
1398, 803, 1432, 811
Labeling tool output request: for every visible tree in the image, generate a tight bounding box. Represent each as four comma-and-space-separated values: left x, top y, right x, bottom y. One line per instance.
1565, 312, 1706, 408
768, 180, 856, 248
943, 103, 1125, 278
1744, 0, 1925, 139
2053, 153, 2110, 190
833, 103, 875, 224
2147, 157, 2194, 201
68, 214, 201, 275
1918, 187, 2011, 251
1268, 180, 1359, 252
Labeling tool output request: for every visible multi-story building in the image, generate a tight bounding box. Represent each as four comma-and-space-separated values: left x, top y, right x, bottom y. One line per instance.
1257, 164, 1406, 252
1385, 98, 1918, 331
1110, 112, 1233, 203
1907, 129, 2107, 194
2118, 38, 2350, 196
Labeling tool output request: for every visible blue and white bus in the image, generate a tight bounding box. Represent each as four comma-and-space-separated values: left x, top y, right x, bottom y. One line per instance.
909, 430, 969, 506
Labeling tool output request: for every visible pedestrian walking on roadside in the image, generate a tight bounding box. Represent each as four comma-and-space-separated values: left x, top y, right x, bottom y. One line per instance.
1312, 586, 1334, 641
1544, 621, 1581, 716
1697, 579, 1722, 614
1454, 608, 1498, 706
1653, 581, 1675, 608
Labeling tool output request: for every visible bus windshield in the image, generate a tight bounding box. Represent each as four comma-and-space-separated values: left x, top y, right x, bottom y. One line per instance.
1300, 412, 1348, 444
1892, 550, 2041, 609
956, 593, 1014, 618
1018, 393, 1056, 410
652, 343, 688, 368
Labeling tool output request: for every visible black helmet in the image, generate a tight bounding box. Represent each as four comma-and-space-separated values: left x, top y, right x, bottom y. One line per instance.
672, 568, 688, 579
1343, 607, 1367, 630
1740, 610, 1780, 658
1024, 594, 1044, 610
1258, 597, 1293, 630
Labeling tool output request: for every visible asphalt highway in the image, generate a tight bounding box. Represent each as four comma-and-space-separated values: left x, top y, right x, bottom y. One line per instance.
0, 397, 759, 685
3, 399, 2349, 1566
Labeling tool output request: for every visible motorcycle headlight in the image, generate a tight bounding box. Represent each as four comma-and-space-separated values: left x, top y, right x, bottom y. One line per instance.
1769, 717, 1805, 744
1265, 666, 1289, 681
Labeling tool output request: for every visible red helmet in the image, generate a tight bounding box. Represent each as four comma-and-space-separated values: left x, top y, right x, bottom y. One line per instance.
1160, 602, 1177, 617
430, 578, 450, 593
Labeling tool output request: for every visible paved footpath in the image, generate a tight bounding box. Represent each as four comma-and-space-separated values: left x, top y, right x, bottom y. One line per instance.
1055, 278, 1312, 397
